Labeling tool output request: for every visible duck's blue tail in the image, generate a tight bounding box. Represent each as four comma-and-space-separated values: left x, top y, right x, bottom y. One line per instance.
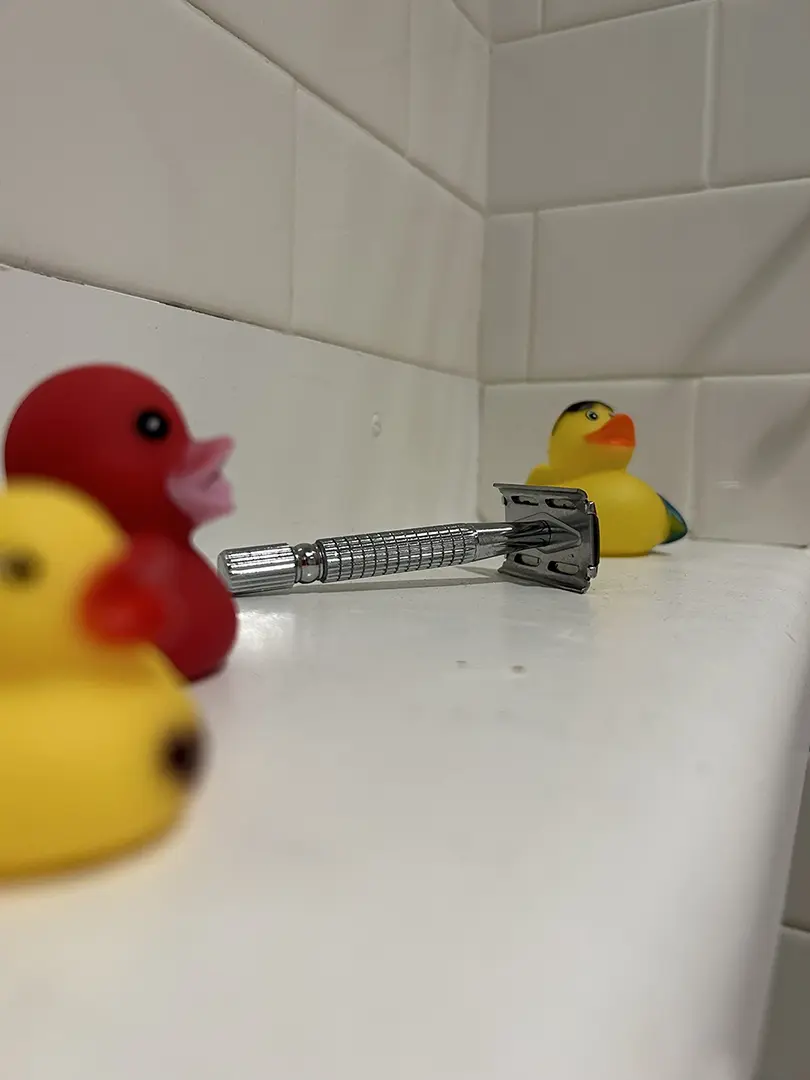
658, 495, 688, 544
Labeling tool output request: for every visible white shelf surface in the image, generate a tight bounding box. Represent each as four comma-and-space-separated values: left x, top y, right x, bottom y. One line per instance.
2, 541, 810, 1080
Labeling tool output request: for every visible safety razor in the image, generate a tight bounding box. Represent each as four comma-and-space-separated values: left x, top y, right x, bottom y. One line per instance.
217, 484, 600, 598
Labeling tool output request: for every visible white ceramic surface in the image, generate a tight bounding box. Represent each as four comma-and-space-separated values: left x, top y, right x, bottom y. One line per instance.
0, 0, 295, 328
713, 0, 810, 187
693, 375, 810, 546
490, 0, 542, 41
544, 0, 695, 31
479, 214, 534, 383
531, 181, 810, 380
409, 0, 489, 206
1, 541, 809, 1080
756, 928, 810, 1080
784, 761, 810, 932
293, 91, 483, 376
488, 3, 709, 211
454, 0, 490, 35
192, 0, 411, 150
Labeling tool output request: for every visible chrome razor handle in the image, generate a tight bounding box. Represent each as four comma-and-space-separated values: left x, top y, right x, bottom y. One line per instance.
219, 522, 511, 596
218, 485, 600, 597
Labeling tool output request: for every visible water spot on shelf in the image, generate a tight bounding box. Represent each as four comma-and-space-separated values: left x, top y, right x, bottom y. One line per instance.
455, 659, 468, 669
511, 664, 526, 675
371, 413, 382, 437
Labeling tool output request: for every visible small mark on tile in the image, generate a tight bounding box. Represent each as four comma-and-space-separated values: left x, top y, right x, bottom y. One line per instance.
456, 659, 468, 668
371, 413, 382, 438
717, 480, 742, 490
511, 664, 526, 675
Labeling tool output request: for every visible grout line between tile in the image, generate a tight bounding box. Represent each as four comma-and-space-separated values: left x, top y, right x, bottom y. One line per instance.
287, 86, 299, 328
481, 372, 810, 386
404, 0, 414, 159
451, 0, 490, 41
683, 377, 701, 527
540, 0, 714, 36
475, 380, 486, 516
491, 183, 707, 217
490, 175, 810, 217
475, 228, 486, 383
0, 258, 479, 386
701, 0, 720, 188
525, 214, 539, 381
711, 170, 810, 193
492, 31, 543, 44
180, 0, 483, 214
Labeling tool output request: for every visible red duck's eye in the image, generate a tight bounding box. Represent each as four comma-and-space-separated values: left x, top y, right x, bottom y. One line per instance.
135, 410, 171, 441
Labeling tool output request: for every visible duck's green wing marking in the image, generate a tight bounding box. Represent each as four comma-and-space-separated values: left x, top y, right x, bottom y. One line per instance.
658, 495, 688, 544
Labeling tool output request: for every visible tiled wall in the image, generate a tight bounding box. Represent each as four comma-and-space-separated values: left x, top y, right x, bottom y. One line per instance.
479, 0, 810, 543
481, 5, 810, 1076
0, 0, 489, 529
0, 0, 487, 378
2, 1, 810, 1072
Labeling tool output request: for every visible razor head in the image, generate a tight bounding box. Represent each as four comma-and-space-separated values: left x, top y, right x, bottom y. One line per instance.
495, 483, 599, 594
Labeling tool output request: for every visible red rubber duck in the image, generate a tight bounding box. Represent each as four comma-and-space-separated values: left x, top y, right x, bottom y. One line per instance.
4, 363, 237, 682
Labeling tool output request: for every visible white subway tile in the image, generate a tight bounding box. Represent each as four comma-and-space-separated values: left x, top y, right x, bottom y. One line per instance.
293, 91, 425, 363
294, 91, 481, 376
491, 0, 542, 41
784, 761, 810, 933
409, 0, 489, 205
544, 0, 695, 32
0, 267, 480, 552
489, 3, 709, 210
454, 0, 490, 35
478, 379, 696, 521
713, 0, 810, 186
694, 376, 810, 546
480, 214, 534, 383
194, 0, 410, 150
756, 928, 810, 1080
420, 191, 484, 376
0, 0, 294, 328
533, 182, 810, 380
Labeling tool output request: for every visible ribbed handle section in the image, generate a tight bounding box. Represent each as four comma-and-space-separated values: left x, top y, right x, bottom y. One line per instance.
217, 544, 297, 596
316, 524, 478, 583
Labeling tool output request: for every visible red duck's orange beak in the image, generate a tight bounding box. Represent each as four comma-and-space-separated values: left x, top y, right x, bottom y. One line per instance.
584, 413, 636, 448
80, 536, 182, 646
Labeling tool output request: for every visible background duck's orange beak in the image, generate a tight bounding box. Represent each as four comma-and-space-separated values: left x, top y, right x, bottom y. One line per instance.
584, 413, 636, 448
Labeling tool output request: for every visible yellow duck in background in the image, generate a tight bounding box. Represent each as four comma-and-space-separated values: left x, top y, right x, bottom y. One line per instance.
527, 400, 687, 557
0, 480, 205, 881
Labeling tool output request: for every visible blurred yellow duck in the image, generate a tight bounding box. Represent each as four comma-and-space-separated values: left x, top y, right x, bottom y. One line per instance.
0, 479, 205, 881
527, 400, 687, 557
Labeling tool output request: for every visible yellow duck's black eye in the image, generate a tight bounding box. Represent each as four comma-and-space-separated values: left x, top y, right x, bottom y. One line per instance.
0, 552, 42, 584
586, 410, 600, 421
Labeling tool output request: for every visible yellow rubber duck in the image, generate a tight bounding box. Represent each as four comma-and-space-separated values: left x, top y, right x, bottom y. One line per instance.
0, 479, 205, 881
527, 400, 687, 557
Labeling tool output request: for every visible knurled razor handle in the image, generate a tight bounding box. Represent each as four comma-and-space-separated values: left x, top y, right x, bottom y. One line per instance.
319, 525, 478, 578
219, 522, 500, 597
219, 484, 599, 597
